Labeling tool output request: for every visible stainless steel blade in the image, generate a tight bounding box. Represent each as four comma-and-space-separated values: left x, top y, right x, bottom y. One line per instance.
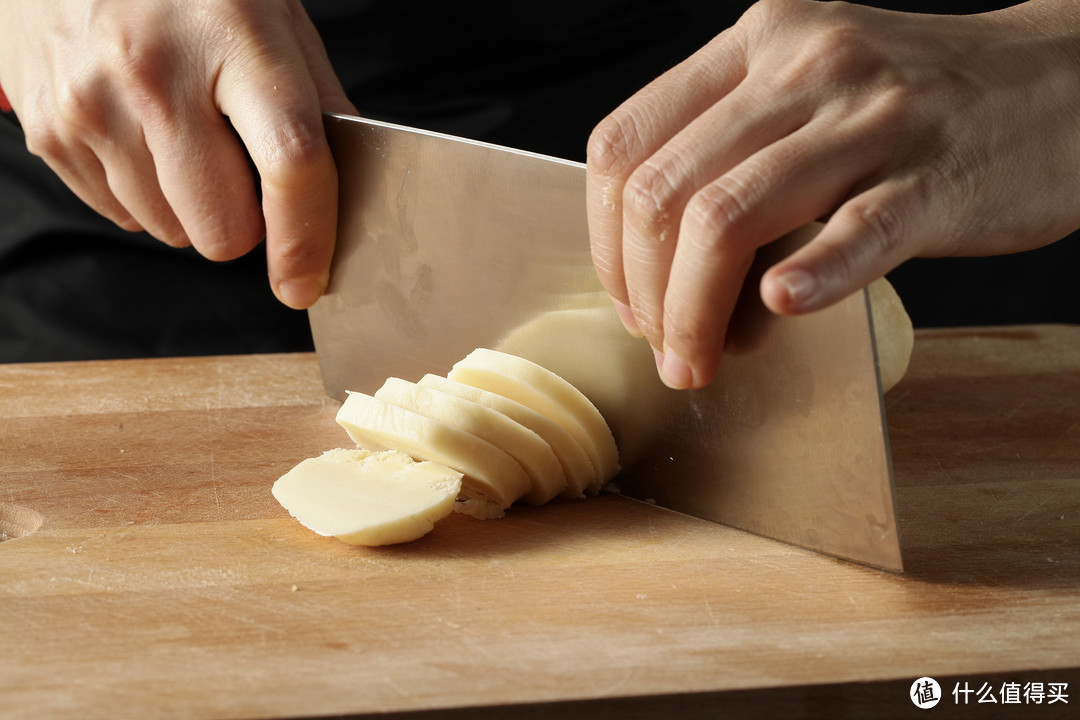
310, 113, 902, 572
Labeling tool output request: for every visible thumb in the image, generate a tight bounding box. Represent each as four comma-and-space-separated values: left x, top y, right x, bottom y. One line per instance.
761, 184, 923, 315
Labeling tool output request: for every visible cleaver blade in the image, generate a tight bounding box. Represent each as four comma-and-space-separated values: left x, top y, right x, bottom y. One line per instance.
309, 113, 902, 572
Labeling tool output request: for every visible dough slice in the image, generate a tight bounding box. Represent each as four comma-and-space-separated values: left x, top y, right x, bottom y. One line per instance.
336, 391, 532, 515
447, 348, 619, 491
494, 294, 667, 470
867, 278, 914, 393
272, 448, 462, 546
374, 377, 567, 505
417, 373, 595, 499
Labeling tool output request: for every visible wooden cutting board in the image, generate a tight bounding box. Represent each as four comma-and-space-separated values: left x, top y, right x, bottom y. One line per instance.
1, 327, 1078, 719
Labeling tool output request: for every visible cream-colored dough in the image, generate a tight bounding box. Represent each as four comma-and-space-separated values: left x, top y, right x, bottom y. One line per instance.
271, 448, 461, 546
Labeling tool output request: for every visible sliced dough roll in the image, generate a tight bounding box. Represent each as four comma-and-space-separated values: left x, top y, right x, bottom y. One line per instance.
493, 295, 666, 470
417, 373, 595, 499
271, 448, 462, 546
867, 277, 914, 393
448, 348, 620, 491
374, 377, 566, 506
336, 391, 531, 514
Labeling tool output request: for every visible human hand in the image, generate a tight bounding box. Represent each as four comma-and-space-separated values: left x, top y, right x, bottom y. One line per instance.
0, 0, 356, 309
586, 0, 1080, 389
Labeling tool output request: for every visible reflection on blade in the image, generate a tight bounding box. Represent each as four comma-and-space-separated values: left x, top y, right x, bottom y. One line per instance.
310, 113, 902, 572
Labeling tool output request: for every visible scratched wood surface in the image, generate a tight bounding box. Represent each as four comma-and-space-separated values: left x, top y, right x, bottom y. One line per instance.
1, 327, 1078, 720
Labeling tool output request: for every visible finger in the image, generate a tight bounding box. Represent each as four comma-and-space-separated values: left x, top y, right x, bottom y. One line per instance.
760, 175, 931, 316
618, 78, 812, 351
218, 12, 341, 309
145, 106, 263, 260
659, 245, 754, 390
95, 124, 190, 246
586, 25, 750, 325
659, 114, 891, 388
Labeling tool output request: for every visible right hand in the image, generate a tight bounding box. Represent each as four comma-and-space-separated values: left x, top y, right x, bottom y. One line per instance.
0, 0, 356, 309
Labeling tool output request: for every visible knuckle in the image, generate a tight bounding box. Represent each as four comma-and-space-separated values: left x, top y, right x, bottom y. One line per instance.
587, 106, 649, 179
113, 214, 145, 233
138, 210, 188, 248
108, 35, 169, 100
866, 89, 915, 140
257, 115, 330, 186
52, 79, 109, 136
272, 232, 325, 274
814, 24, 864, 71
192, 227, 253, 261
682, 173, 758, 253
158, 230, 194, 250
740, 0, 787, 33
776, 18, 876, 93
188, 207, 262, 261
93, 14, 177, 116
22, 123, 65, 160
823, 196, 910, 287
622, 158, 684, 235
112, 50, 160, 93
134, 208, 190, 249
847, 199, 905, 259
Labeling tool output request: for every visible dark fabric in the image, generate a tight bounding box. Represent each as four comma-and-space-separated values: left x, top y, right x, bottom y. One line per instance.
887, 245, 1080, 328
0, 118, 313, 362
0, 1, 1076, 363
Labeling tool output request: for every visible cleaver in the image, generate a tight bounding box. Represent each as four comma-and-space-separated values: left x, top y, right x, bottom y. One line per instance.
309, 113, 902, 572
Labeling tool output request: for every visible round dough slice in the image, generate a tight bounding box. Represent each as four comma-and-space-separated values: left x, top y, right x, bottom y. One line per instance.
867, 277, 914, 393
418, 373, 595, 499
447, 348, 619, 491
494, 293, 669, 469
271, 448, 462, 546
374, 377, 566, 505
335, 390, 532, 514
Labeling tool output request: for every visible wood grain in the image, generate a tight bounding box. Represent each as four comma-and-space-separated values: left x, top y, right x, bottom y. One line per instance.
1, 330, 1078, 719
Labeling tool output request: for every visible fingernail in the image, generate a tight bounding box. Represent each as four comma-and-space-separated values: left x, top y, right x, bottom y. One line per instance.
276, 276, 324, 310
612, 298, 643, 338
656, 344, 693, 390
777, 269, 819, 309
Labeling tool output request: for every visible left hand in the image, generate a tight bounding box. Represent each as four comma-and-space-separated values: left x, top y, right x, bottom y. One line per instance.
586, 0, 1080, 389
0, 0, 354, 310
